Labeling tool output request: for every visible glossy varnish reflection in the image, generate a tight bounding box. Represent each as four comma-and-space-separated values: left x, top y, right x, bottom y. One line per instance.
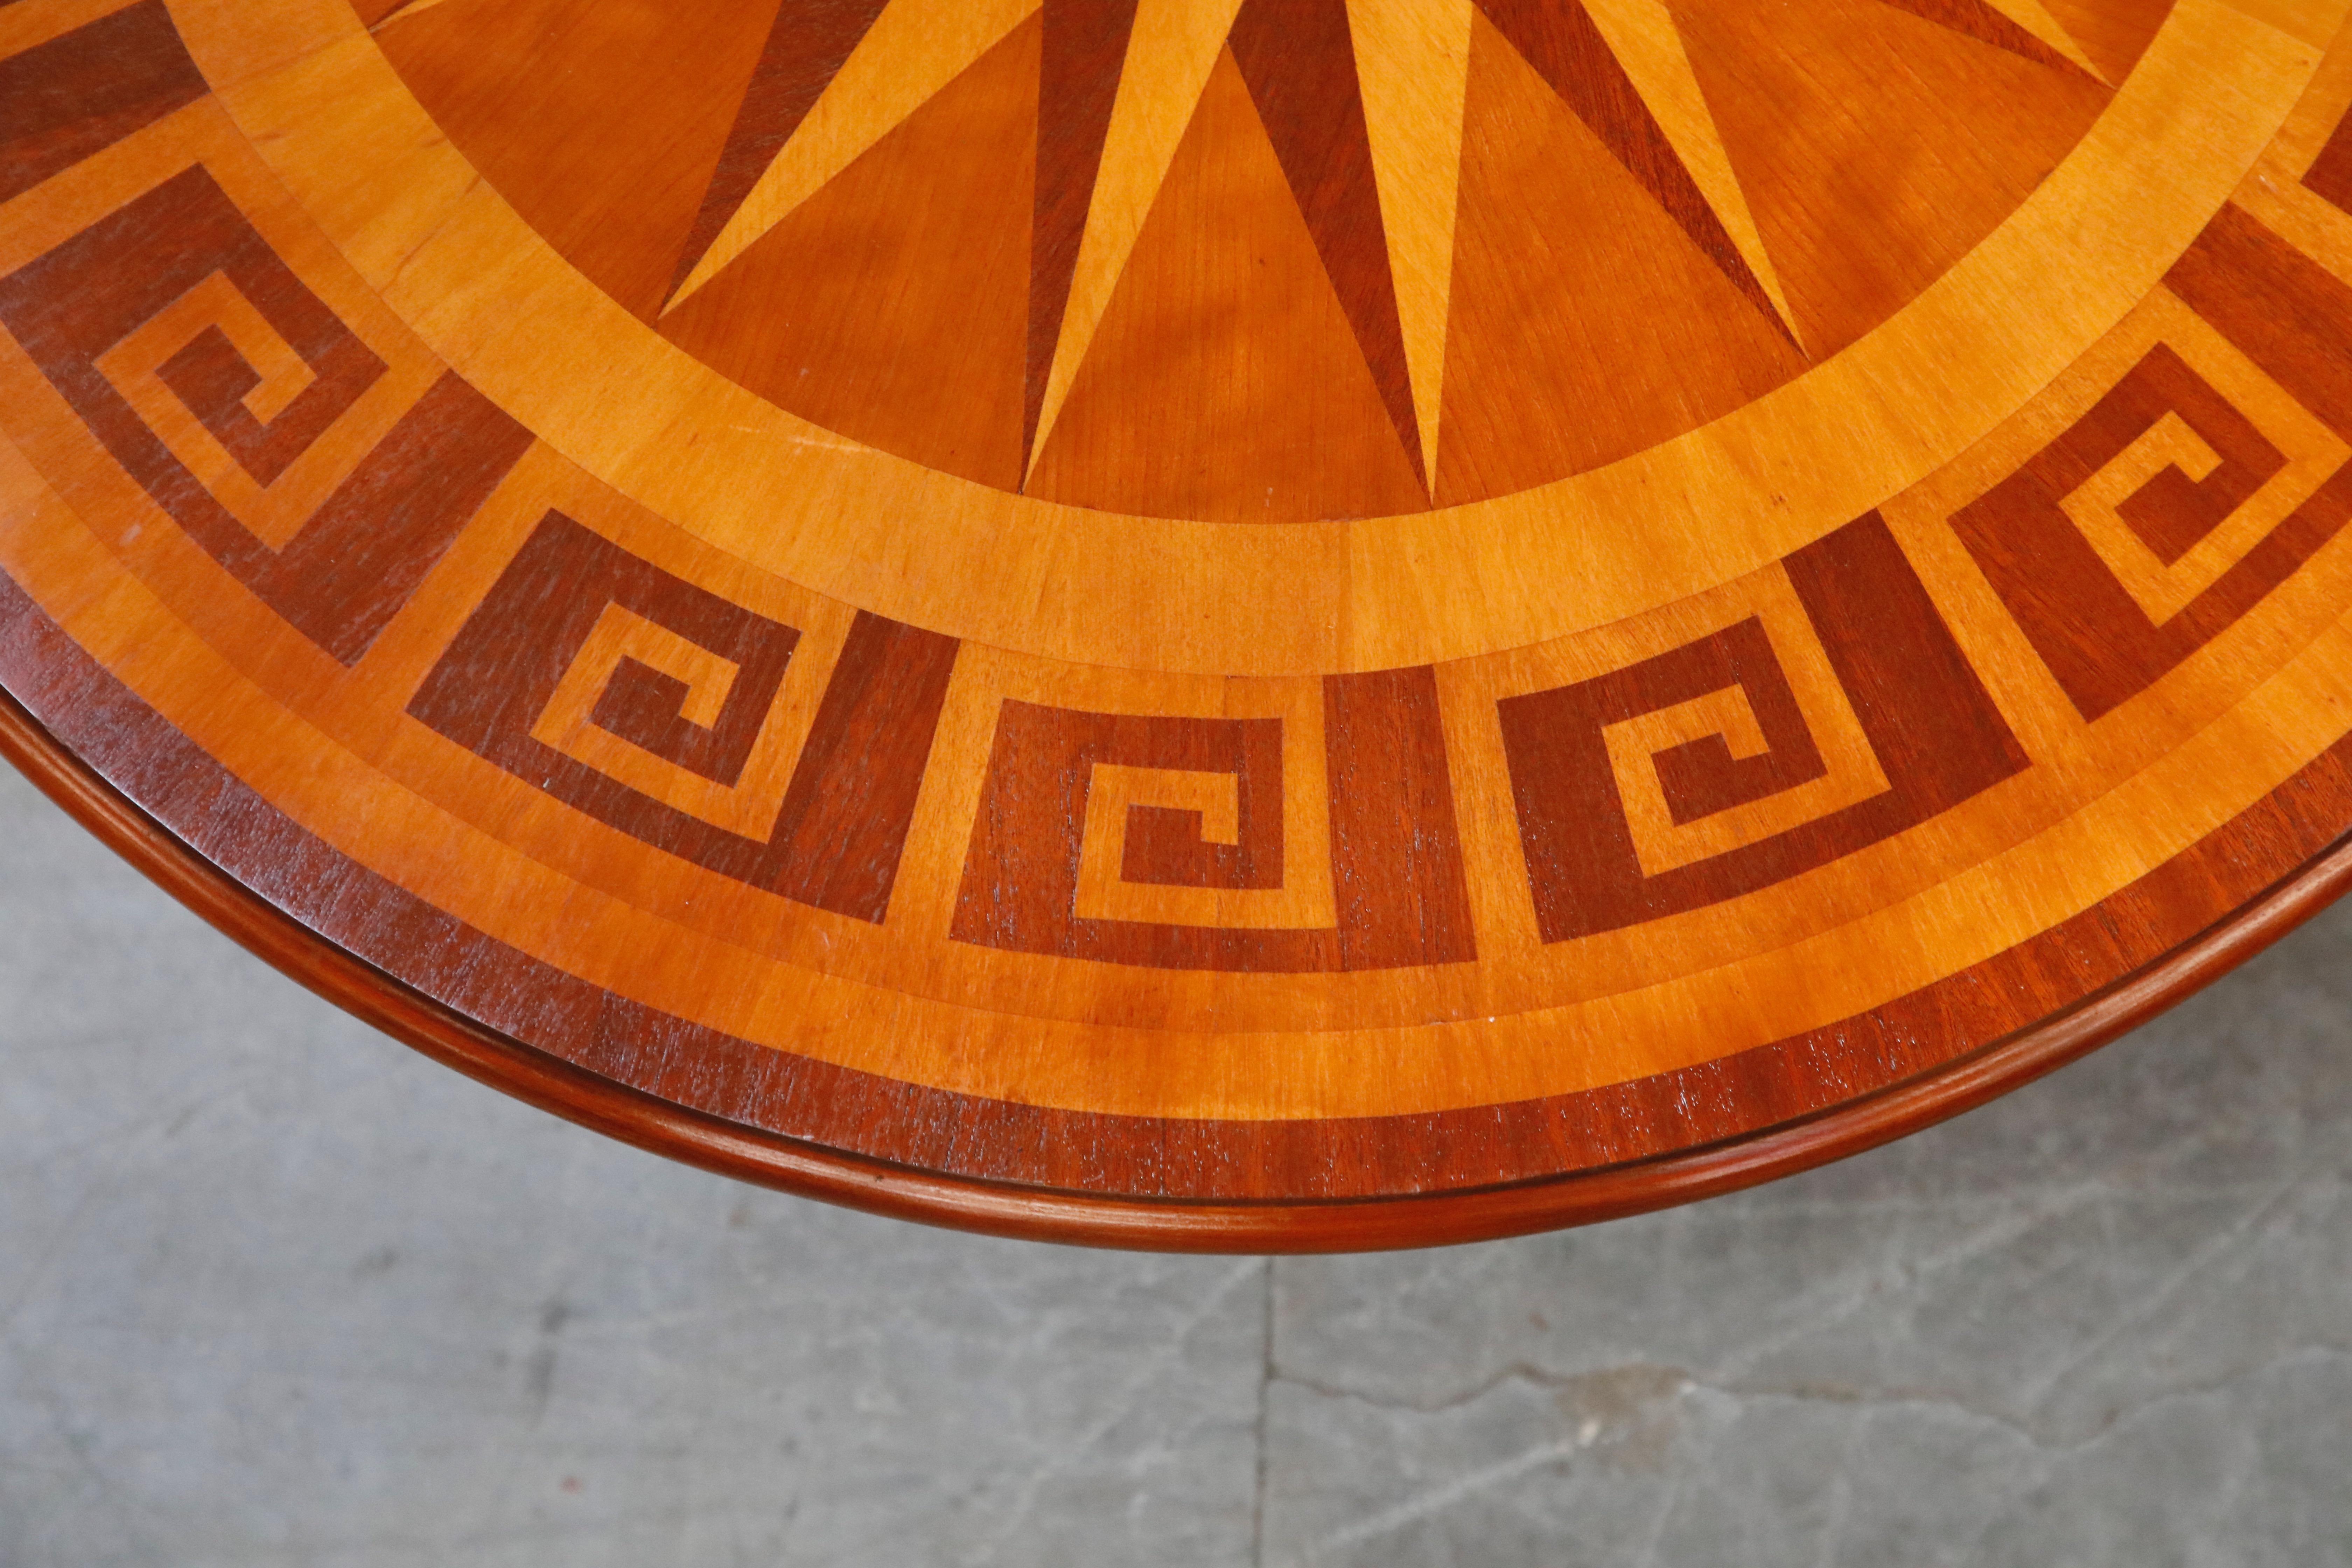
0, 0, 2350, 1247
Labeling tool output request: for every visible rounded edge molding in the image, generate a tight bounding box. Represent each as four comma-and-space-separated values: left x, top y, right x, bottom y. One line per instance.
8, 682, 2344, 1253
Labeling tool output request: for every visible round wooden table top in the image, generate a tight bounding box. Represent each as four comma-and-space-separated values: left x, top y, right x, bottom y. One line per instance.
4, 0, 2352, 1250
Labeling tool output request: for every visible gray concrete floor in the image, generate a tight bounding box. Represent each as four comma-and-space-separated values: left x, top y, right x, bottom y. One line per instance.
1, 762, 2348, 1568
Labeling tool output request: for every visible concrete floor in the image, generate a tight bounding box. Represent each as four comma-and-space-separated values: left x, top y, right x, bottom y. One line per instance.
2, 761, 2348, 1568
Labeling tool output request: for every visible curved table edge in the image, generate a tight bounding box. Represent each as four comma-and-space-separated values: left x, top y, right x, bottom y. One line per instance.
5, 683, 2347, 1254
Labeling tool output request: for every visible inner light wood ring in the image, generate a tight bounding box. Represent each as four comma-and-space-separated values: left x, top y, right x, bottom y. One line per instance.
3, 0, 2351, 1248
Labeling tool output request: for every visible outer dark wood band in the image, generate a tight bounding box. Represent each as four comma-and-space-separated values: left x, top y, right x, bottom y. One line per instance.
5, 575, 2344, 1252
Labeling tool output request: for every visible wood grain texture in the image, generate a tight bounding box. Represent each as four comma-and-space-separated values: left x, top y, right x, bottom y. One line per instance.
0, 164, 530, 664
154, 0, 2302, 674
408, 511, 954, 921
1868, 0, 2101, 75
659, 14, 1038, 490
0, 0, 2350, 1248
1947, 206, 2352, 724
1023, 44, 1428, 520
1476, 0, 1792, 340
0, 1, 205, 205
2037, 0, 2174, 82
376, 0, 783, 323
667, 0, 872, 301
950, 664, 1472, 970
1667, 0, 2111, 356
1027, 0, 1139, 461
1227, 0, 1423, 486
3, 568, 2349, 1246
1500, 514, 2026, 939
1433, 8, 1810, 501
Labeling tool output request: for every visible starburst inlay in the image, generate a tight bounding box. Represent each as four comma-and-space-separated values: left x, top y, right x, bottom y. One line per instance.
372, 0, 2135, 518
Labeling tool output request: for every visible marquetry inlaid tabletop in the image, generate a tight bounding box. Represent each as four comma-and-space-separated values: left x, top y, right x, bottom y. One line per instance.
4, 0, 2351, 1248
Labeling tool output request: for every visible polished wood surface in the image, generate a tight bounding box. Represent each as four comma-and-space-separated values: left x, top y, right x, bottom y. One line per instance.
3, 0, 2351, 1247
